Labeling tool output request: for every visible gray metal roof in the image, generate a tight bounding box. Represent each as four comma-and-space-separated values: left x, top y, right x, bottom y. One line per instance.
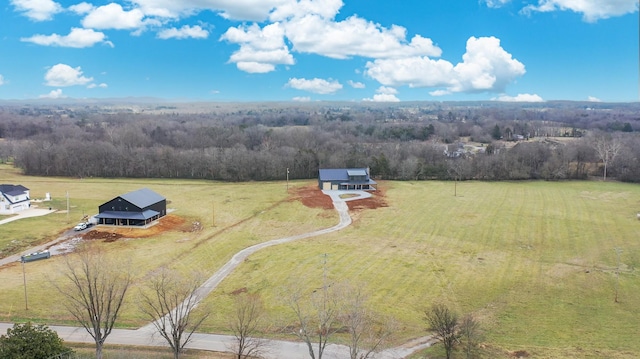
119, 188, 165, 208
347, 169, 367, 176
319, 168, 370, 181
0, 184, 29, 197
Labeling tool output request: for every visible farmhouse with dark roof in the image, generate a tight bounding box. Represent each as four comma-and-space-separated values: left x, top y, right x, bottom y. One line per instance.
95, 188, 166, 226
0, 184, 30, 214
318, 168, 376, 191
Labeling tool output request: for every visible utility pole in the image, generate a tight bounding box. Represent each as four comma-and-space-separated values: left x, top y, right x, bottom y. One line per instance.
286, 168, 290, 192
21, 259, 28, 311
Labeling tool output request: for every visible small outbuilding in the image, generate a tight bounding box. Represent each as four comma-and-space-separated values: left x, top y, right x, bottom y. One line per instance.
96, 188, 166, 226
318, 168, 377, 191
0, 184, 30, 214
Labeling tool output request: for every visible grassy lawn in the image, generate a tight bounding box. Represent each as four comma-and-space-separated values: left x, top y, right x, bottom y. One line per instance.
1, 164, 639, 358
203, 180, 640, 358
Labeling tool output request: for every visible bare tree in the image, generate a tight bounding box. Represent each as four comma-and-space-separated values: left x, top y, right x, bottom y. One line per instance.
139, 268, 209, 359
459, 314, 483, 359
285, 279, 340, 359
54, 247, 132, 359
447, 158, 470, 197
228, 293, 269, 359
425, 304, 459, 359
339, 285, 395, 359
593, 134, 622, 181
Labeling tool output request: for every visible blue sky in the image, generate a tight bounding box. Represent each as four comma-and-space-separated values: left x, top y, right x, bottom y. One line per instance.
1, 0, 638, 102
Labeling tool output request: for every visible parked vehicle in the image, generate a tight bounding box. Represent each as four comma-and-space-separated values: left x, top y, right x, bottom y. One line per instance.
73, 222, 88, 231
21, 250, 51, 263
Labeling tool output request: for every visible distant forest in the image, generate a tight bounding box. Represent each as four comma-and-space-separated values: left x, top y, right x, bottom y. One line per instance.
1, 101, 639, 182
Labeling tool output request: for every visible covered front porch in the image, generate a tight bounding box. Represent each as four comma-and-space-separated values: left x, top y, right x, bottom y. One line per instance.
95, 209, 160, 226
338, 182, 376, 191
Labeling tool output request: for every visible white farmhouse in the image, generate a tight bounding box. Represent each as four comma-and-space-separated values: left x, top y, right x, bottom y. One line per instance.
0, 184, 30, 214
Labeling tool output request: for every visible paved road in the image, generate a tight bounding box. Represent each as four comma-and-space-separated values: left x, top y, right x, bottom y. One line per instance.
0, 190, 433, 358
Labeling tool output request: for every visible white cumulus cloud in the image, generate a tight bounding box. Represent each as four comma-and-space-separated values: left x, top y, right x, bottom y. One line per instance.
348, 80, 365, 89
237, 62, 277, 73
82, 3, 145, 30
283, 15, 442, 60
44, 64, 93, 87
11, 0, 62, 21
587, 96, 602, 102
521, 0, 638, 22
39, 89, 66, 99
365, 57, 455, 88
270, 0, 344, 21
221, 22, 295, 73
158, 25, 209, 39
363, 86, 400, 102
21, 28, 112, 48
451, 36, 525, 92
69, 2, 94, 15
287, 77, 342, 94
365, 36, 525, 94
293, 96, 312, 102
492, 93, 544, 102
222, 1, 442, 73
87, 83, 108, 89
132, 0, 287, 21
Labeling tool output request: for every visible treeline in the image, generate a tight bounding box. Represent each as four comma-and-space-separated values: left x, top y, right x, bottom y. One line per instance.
0, 101, 639, 182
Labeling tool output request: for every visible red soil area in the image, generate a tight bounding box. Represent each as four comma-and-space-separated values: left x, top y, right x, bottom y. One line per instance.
291, 184, 388, 211
82, 214, 188, 241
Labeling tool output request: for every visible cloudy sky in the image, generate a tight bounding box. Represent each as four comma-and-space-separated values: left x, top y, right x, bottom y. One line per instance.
1, 0, 637, 102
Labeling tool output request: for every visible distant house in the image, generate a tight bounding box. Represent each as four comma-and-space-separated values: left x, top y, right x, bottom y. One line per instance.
443, 143, 464, 158
0, 184, 30, 214
318, 168, 377, 191
95, 188, 166, 226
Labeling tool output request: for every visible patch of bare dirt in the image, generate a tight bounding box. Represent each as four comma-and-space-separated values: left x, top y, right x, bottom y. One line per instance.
291, 185, 334, 210
230, 287, 248, 295
346, 185, 388, 212
81, 214, 187, 242
291, 184, 388, 212
511, 350, 530, 358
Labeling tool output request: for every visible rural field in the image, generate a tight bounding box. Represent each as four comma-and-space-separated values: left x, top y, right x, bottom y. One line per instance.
1, 164, 639, 358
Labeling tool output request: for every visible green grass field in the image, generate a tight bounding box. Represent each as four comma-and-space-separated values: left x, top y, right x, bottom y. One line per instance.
1, 164, 639, 358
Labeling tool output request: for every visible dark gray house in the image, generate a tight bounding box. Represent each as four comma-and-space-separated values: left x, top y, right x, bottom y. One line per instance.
318, 168, 376, 191
95, 188, 166, 226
